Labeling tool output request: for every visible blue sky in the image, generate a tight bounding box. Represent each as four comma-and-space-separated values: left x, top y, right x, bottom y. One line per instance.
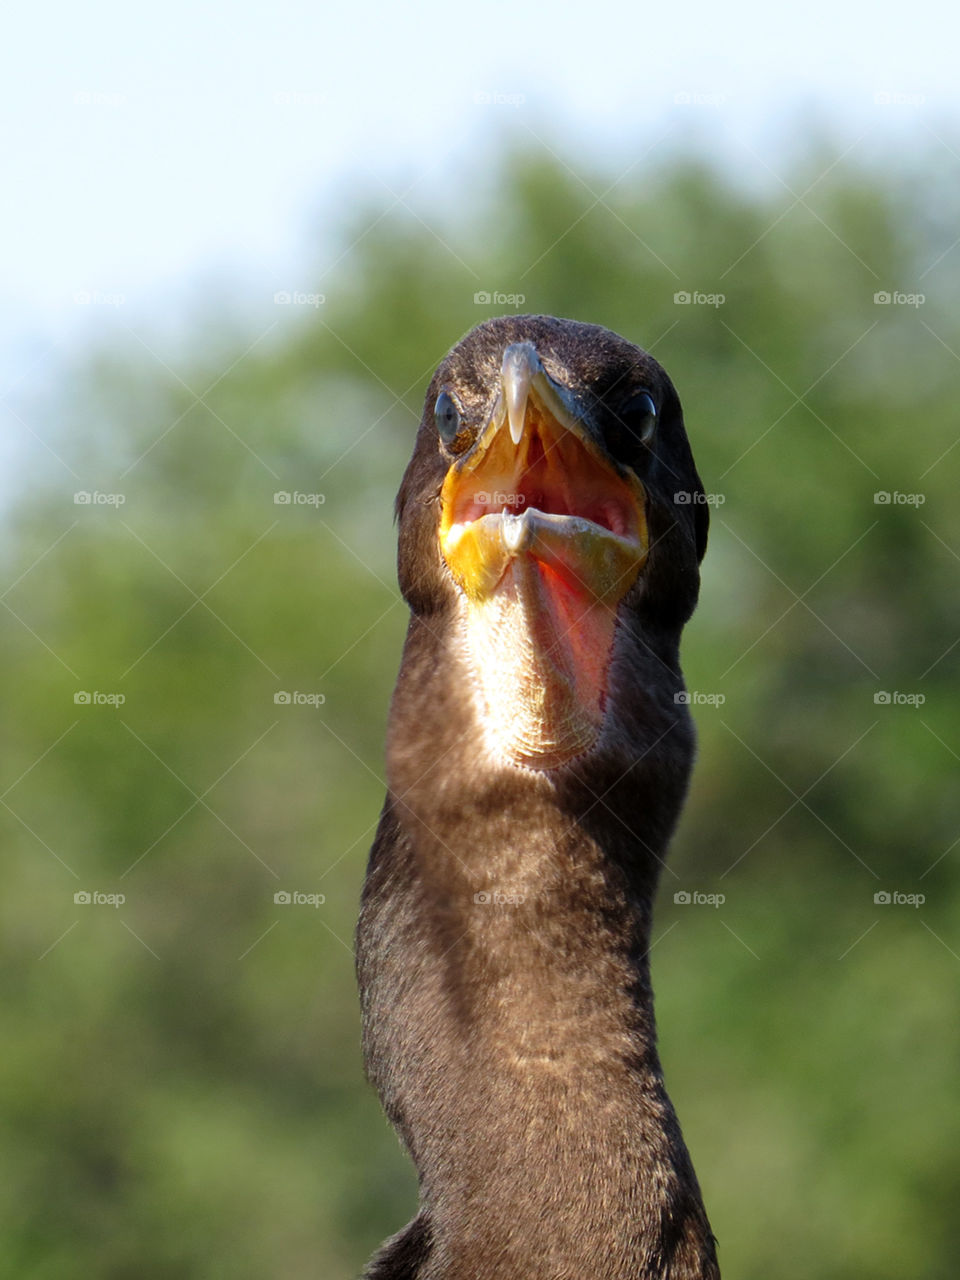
1, 0, 956, 364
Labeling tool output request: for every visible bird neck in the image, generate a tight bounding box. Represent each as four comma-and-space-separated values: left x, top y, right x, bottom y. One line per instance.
360, 618, 719, 1278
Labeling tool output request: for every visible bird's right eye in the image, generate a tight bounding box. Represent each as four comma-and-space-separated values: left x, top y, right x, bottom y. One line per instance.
434, 391, 462, 446
620, 391, 657, 445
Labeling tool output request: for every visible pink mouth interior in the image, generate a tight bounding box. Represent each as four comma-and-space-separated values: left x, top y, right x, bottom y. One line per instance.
451, 409, 639, 540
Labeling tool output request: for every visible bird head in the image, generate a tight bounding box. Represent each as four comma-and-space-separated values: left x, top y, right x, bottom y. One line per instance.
396, 315, 708, 771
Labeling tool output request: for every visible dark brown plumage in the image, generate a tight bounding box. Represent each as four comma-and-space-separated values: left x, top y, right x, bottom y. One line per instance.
357, 315, 718, 1279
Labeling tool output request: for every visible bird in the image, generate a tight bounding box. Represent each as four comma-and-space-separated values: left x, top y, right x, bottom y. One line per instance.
356, 314, 718, 1279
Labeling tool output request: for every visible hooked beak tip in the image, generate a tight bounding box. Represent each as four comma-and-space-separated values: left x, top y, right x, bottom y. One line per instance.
501, 342, 541, 446
508, 408, 525, 445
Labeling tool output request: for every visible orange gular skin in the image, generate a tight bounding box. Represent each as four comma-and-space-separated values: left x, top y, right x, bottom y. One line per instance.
439, 401, 648, 770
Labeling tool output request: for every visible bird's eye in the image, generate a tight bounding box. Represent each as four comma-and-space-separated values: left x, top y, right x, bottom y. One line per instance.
434, 390, 462, 446
620, 391, 657, 445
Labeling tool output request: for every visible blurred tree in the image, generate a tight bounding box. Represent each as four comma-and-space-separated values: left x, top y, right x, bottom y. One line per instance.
1, 137, 957, 1279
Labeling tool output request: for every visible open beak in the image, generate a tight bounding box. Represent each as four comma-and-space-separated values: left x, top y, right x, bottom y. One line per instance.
439, 343, 649, 606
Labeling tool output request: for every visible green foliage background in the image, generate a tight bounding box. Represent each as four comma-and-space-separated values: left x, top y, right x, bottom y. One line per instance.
2, 140, 958, 1278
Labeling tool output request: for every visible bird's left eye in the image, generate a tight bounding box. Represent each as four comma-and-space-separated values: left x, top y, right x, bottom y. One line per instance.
434, 391, 462, 446
620, 391, 657, 445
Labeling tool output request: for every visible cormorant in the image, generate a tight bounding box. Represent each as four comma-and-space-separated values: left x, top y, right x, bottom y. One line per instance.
357, 315, 718, 1279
